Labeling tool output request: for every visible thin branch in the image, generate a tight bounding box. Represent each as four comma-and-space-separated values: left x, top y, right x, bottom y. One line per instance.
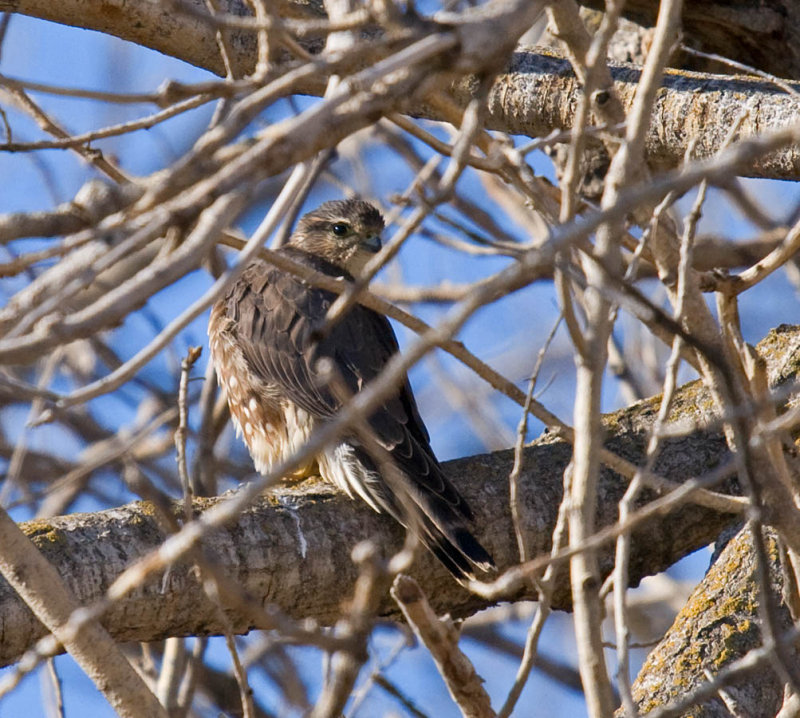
391, 575, 494, 718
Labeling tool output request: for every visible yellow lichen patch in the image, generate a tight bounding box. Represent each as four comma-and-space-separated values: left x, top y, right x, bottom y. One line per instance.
22, 519, 67, 547
295, 474, 328, 490
760, 325, 798, 359
126, 504, 156, 529
666, 379, 716, 423
714, 618, 754, 667
765, 535, 781, 563
634, 534, 763, 710
135, 500, 159, 517
758, 325, 800, 387
260, 492, 284, 507
188, 496, 219, 511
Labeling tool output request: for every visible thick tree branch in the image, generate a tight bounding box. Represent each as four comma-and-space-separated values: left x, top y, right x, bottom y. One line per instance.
3, 1, 800, 179
1, 325, 799, 668
577, 0, 800, 80
626, 527, 797, 717
0, 506, 168, 716
467, 51, 800, 181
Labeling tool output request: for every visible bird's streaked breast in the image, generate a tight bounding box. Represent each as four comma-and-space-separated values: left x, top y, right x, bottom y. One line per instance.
209, 302, 317, 478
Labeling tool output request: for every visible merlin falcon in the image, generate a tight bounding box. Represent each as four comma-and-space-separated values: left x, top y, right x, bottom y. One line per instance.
208, 199, 494, 580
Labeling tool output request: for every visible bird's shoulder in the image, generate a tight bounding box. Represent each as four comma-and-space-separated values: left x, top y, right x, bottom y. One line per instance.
223, 247, 340, 311
216, 246, 399, 375
221, 248, 393, 349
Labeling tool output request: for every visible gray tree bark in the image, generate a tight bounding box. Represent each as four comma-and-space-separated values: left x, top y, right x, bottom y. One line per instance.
577, 0, 800, 80
625, 527, 796, 717
2, 0, 800, 179
1, 324, 798, 669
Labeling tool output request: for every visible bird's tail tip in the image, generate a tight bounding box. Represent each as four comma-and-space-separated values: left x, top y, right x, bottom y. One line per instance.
429, 526, 496, 583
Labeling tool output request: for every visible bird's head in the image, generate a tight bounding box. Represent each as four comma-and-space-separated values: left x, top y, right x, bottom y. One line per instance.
290, 199, 385, 276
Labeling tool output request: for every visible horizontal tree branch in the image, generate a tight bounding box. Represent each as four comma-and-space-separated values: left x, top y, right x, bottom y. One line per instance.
577, 0, 800, 80
3, 1, 800, 179
1, 325, 799, 668
473, 52, 800, 180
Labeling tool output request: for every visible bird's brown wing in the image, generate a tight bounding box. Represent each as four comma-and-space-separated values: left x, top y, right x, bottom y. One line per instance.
225, 255, 441, 481
222, 251, 493, 577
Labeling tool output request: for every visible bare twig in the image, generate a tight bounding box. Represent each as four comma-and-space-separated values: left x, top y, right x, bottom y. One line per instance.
392, 575, 494, 718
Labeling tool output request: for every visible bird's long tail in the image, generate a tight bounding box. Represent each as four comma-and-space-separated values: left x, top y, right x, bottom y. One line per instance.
405, 488, 495, 582
324, 443, 495, 581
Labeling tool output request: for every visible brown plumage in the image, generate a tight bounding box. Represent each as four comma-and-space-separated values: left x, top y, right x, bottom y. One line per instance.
208, 199, 494, 580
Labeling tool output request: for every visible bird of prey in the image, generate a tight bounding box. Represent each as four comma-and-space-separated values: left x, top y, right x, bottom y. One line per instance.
208, 199, 494, 580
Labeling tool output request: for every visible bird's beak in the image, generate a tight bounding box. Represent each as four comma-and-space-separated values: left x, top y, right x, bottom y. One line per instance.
362, 235, 382, 253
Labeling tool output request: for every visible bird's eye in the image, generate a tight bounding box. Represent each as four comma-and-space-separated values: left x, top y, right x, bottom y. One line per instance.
331, 222, 349, 237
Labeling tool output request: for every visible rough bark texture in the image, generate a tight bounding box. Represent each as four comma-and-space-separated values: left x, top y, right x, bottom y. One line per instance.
627, 527, 795, 717
578, 0, 800, 80
0, 425, 729, 667
0, 325, 798, 668
467, 51, 800, 181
